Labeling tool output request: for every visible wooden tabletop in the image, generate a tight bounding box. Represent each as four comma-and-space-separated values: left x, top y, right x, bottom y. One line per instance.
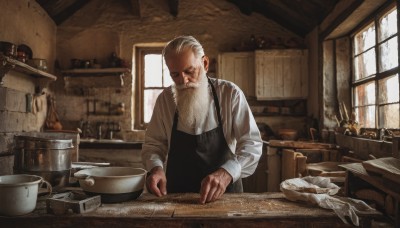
268, 140, 337, 149
0, 192, 381, 228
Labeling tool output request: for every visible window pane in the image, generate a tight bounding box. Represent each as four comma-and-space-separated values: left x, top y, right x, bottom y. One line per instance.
355, 106, 376, 128
144, 89, 163, 123
379, 74, 399, 104
354, 49, 376, 80
379, 37, 398, 72
145, 54, 163, 87
354, 22, 375, 55
379, 103, 399, 128
379, 7, 397, 42
354, 82, 376, 106
162, 59, 173, 86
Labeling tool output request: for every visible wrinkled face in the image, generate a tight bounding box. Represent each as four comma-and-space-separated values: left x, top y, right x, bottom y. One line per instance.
165, 48, 209, 88
166, 48, 211, 128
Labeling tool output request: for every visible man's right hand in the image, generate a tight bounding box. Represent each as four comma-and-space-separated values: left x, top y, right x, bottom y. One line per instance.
146, 166, 167, 197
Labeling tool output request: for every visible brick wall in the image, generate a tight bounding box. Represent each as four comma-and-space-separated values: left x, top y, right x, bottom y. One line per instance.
0, 0, 56, 175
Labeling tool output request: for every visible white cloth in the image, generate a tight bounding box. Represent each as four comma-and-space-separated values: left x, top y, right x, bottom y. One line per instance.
141, 78, 263, 182
280, 176, 375, 226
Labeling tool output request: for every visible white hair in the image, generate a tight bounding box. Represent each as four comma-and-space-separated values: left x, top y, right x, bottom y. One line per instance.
163, 36, 205, 61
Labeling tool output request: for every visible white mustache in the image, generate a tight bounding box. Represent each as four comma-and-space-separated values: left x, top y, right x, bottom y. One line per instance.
174, 82, 201, 90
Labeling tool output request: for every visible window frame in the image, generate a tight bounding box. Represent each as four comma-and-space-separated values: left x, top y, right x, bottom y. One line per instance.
134, 46, 166, 129
351, 2, 399, 130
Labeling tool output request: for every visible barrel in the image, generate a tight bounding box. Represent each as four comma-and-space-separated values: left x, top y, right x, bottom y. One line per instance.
13, 135, 73, 188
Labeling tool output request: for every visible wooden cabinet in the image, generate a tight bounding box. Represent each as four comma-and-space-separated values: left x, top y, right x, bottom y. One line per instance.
255, 49, 308, 100
218, 50, 308, 100
217, 52, 255, 98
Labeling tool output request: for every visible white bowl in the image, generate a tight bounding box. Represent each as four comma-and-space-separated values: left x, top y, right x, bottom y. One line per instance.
0, 174, 43, 216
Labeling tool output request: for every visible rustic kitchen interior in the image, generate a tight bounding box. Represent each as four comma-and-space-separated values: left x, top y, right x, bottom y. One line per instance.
0, 0, 399, 227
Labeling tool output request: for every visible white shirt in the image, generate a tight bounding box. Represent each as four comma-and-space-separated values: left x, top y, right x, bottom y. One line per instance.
141, 78, 263, 182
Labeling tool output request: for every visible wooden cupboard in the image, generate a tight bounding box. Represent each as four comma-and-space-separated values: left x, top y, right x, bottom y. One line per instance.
217, 52, 255, 98
218, 49, 308, 100
255, 49, 308, 100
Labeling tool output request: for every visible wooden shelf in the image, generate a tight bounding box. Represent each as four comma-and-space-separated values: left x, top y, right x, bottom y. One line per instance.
62, 68, 130, 76
0, 54, 57, 87
62, 68, 130, 87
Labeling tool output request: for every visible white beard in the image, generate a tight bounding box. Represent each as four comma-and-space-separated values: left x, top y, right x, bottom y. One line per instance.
172, 67, 210, 129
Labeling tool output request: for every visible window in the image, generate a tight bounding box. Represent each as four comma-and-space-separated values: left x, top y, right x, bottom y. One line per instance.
134, 47, 173, 129
352, 5, 399, 129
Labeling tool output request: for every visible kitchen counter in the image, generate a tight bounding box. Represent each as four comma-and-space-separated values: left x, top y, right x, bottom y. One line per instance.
0, 193, 381, 227
79, 139, 143, 149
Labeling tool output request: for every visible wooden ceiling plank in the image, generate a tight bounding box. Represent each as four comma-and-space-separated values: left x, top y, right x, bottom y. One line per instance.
168, 0, 179, 17
228, 0, 253, 15
264, 0, 314, 29
130, 0, 142, 17
254, 0, 309, 36
52, 0, 91, 25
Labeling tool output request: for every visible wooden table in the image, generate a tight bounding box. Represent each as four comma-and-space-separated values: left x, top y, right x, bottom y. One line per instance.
341, 163, 400, 226
0, 193, 381, 228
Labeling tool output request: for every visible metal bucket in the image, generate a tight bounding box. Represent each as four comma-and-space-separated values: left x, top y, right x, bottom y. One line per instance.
13, 135, 73, 188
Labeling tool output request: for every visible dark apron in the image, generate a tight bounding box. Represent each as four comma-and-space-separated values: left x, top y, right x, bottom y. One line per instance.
166, 78, 243, 193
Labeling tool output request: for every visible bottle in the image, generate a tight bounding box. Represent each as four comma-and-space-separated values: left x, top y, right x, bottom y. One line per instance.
380, 128, 386, 140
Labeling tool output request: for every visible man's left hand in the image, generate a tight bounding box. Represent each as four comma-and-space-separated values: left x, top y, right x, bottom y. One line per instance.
199, 168, 232, 204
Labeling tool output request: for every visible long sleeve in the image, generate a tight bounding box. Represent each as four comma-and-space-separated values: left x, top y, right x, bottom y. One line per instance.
217, 81, 263, 182
141, 88, 175, 172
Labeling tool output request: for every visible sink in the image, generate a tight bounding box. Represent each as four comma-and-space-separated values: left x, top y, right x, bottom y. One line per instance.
79, 138, 143, 149
80, 138, 125, 143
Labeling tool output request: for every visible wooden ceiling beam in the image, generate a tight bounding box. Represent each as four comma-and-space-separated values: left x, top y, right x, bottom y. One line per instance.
264, 0, 314, 30
52, 0, 91, 25
168, 0, 179, 17
130, 0, 142, 17
254, 0, 309, 36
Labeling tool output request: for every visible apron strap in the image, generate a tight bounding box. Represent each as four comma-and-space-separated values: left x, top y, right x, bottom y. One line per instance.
207, 77, 223, 127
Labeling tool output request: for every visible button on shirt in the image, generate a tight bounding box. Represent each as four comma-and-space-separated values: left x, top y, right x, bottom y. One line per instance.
141, 78, 263, 182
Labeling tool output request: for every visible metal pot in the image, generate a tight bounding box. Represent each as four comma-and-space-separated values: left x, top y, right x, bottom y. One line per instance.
13, 135, 73, 188
0, 174, 51, 216
74, 167, 146, 203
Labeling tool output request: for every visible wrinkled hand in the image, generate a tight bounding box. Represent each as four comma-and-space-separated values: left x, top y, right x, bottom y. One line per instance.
199, 168, 232, 204
146, 166, 167, 197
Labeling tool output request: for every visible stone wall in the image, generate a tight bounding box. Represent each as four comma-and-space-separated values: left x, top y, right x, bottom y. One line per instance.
0, 0, 57, 175
53, 0, 299, 140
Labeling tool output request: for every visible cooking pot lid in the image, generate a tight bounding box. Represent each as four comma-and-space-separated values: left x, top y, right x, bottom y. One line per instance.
13, 135, 73, 149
